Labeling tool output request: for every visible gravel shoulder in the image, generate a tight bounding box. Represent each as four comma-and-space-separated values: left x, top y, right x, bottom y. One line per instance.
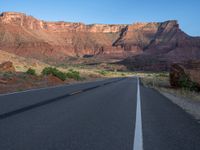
158, 90, 200, 122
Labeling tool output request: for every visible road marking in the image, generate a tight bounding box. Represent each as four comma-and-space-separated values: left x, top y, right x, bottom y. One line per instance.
69, 90, 83, 95
133, 77, 143, 150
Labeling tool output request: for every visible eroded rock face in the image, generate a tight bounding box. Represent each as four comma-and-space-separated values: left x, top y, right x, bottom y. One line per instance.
0, 12, 126, 32
120, 20, 200, 71
170, 61, 200, 91
113, 22, 160, 53
0, 12, 131, 59
0, 12, 200, 68
0, 61, 15, 73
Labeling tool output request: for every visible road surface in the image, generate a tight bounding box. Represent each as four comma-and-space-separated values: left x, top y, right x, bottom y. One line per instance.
0, 77, 199, 150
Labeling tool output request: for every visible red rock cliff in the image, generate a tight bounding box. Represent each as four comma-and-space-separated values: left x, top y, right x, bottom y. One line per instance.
0, 12, 199, 68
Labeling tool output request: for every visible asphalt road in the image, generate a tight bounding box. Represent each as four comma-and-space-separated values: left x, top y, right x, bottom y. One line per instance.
0, 77, 200, 150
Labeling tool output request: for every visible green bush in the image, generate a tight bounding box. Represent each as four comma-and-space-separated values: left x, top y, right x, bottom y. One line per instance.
3, 72, 12, 77
42, 67, 82, 81
26, 68, 36, 75
98, 70, 108, 76
42, 67, 55, 75
178, 74, 199, 92
42, 67, 67, 81
178, 75, 190, 89
121, 73, 125, 76
66, 69, 81, 80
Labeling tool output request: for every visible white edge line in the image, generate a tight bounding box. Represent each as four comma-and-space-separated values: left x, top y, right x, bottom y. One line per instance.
133, 77, 143, 150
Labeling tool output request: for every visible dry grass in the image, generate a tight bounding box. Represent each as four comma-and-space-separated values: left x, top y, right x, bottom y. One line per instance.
4, 49, 199, 102
140, 72, 200, 102
0, 50, 49, 74
0, 50, 133, 82
141, 72, 170, 88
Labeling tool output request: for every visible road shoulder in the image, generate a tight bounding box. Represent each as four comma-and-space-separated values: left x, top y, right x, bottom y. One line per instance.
158, 90, 200, 122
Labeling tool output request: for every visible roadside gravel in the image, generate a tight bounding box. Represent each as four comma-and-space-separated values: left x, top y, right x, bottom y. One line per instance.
159, 91, 200, 123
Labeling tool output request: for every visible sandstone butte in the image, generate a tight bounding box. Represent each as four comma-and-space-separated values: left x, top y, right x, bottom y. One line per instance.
0, 12, 200, 70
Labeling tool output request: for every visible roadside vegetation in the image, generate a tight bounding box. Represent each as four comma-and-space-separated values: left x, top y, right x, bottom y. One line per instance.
97, 70, 109, 76
140, 72, 200, 102
0, 59, 135, 94
26, 68, 36, 76
65, 69, 81, 80
2, 60, 199, 102
42, 67, 67, 81
177, 74, 199, 92
42, 67, 82, 81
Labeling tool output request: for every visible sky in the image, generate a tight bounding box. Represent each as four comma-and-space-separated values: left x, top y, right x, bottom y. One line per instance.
0, 0, 199, 36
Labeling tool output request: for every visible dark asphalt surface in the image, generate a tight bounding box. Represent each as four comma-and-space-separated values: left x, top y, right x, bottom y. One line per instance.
0, 77, 200, 150
141, 86, 200, 150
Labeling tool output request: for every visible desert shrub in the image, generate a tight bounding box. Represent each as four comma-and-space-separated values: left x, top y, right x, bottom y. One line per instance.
42, 67, 67, 81
178, 75, 190, 89
121, 73, 125, 76
190, 82, 200, 92
178, 74, 199, 92
66, 69, 81, 80
54, 71, 67, 81
2, 72, 14, 78
98, 70, 108, 76
156, 73, 169, 78
42, 67, 56, 76
26, 68, 36, 75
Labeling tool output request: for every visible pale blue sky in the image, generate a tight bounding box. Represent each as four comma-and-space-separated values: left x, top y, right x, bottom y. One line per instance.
0, 0, 199, 36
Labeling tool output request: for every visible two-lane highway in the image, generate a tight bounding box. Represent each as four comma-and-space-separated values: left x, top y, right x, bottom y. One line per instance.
0, 77, 200, 150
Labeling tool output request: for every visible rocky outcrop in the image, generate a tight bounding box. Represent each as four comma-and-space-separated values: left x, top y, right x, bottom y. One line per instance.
0, 61, 15, 73
120, 20, 200, 71
170, 61, 200, 91
0, 12, 200, 68
120, 54, 169, 71
170, 63, 187, 87
113, 22, 160, 53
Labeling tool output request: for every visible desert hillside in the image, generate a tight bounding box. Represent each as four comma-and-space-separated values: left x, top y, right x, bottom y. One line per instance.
0, 50, 49, 73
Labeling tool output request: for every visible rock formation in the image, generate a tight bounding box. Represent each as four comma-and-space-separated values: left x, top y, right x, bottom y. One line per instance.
0, 12, 200, 70
0, 12, 129, 60
0, 61, 15, 73
120, 21, 200, 71
170, 61, 200, 91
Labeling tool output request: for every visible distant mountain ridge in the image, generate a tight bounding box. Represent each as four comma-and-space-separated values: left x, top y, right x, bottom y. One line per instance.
0, 12, 200, 70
